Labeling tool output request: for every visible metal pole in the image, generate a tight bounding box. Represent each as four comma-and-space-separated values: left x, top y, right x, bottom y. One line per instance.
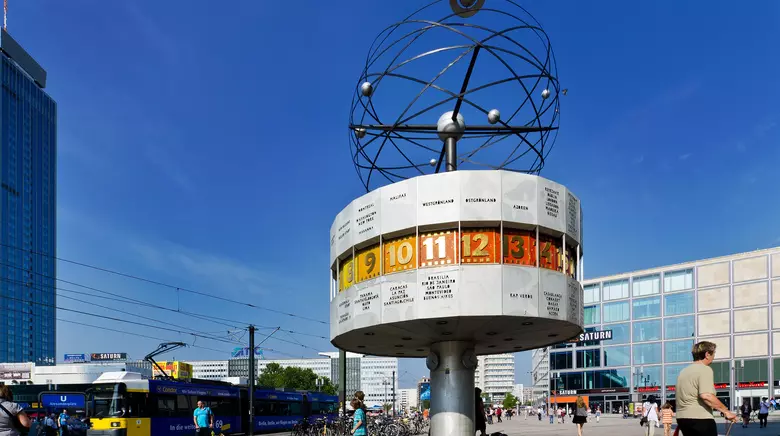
249, 325, 255, 435
445, 137, 457, 172
392, 371, 396, 417
339, 349, 347, 416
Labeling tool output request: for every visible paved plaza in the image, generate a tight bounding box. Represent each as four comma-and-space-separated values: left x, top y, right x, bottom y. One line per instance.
478, 413, 780, 436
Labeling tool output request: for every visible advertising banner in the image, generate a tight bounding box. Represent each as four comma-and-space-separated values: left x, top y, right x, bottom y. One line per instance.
230, 347, 264, 358
419, 383, 431, 402
90, 353, 127, 362
63, 354, 87, 363
152, 361, 193, 381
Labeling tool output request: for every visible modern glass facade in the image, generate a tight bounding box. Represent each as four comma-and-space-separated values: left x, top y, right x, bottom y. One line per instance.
542, 247, 780, 413
0, 37, 56, 365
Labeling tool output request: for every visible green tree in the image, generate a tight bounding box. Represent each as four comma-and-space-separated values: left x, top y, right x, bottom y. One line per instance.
421, 399, 431, 410
257, 363, 338, 394
502, 393, 518, 410
383, 403, 393, 413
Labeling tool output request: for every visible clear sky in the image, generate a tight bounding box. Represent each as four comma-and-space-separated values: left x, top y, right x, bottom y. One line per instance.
10, 0, 780, 388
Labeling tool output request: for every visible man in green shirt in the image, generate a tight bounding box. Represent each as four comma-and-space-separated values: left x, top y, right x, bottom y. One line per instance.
675, 341, 736, 436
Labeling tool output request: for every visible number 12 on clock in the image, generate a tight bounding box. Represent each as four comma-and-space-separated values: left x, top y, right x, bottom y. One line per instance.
460, 229, 500, 263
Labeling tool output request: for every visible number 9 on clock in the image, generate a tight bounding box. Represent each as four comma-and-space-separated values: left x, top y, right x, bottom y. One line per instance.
356, 244, 381, 283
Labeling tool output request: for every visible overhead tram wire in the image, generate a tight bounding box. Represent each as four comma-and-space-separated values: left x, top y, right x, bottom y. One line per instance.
0, 259, 327, 339
0, 304, 307, 359
0, 241, 327, 325
0, 275, 323, 352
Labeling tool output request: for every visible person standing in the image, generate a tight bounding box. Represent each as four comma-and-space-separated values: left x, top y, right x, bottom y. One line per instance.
495, 407, 502, 423
474, 388, 487, 436
192, 400, 213, 436
675, 341, 736, 436
739, 398, 751, 428
44, 414, 56, 436
758, 397, 770, 428
57, 410, 69, 436
0, 386, 31, 436
350, 399, 366, 436
595, 405, 600, 423
572, 396, 588, 436
660, 402, 675, 436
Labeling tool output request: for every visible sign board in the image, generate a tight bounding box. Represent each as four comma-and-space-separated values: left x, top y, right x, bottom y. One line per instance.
419, 382, 431, 402
0, 370, 31, 380
90, 353, 127, 362
568, 330, 612, 343
231, 347, 264, 359
40, 393, 86, 409
152, 361, 193, 381
63, 354, 87, 363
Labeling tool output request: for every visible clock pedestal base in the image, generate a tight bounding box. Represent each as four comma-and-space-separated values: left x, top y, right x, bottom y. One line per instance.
429, 340, 476, 436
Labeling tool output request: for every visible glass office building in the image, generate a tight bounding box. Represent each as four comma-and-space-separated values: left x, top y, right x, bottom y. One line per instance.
0, 30, 56, 364
539, 247, 780, 413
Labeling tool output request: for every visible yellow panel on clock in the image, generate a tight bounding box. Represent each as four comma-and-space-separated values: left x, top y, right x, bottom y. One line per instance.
356, 244, 381, 283
383, 235, 417, 274
339, 256, 355, 291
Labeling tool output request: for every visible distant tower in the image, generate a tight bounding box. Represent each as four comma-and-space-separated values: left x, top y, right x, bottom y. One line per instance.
0, 29, 56, 365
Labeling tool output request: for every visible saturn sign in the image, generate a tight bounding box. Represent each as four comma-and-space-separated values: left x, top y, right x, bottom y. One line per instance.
570, 330, 612, 342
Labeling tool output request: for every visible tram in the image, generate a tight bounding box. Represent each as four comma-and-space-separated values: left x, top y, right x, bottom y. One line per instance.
85, 372, 338, 436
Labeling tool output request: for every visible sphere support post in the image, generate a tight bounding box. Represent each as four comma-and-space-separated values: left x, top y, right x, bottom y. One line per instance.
430, 341, 475, 436
445, 137, 458, 172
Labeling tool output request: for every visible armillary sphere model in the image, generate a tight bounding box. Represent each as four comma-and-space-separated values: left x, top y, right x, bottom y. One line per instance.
331, 2, 583, 436
349, 0, 562, 192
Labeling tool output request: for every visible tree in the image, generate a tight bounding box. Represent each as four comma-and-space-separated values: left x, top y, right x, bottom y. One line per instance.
421, 399, 431, 410
503, 393, 518, 410
383, 403, 393, 413
257, 363, 338, 394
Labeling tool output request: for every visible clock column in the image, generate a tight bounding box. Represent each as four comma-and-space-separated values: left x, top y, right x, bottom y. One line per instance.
427, 341, 477, 436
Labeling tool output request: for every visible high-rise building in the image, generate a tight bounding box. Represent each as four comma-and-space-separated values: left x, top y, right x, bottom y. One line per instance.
534, 246, 780, 413
398, 388, 418, 412
475, 354, 515, 403
531, 347, 550, 404
188, 352, 398, 406
0, 29, 56, 365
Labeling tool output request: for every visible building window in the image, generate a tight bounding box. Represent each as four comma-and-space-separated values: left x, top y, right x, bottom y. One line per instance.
665, 339, 694, 363
633, 319, 662, 342
584, 305, 600, 325
601, 323, 630, 345
665, 292, 694, 316
635, 365, 662, 388
603, 279, 629, 301
664, 364, 687, 387
632, 296, 661, 319
603, 345, 631, 367
710, 361, 730, 384
550, 352, 573, 370
633, 343, 662, 365
584, 284, 600, 304
633, 274, 660, 297
576, 349, 601, 368
591, 368, 631, 389
664, 269, 693, 292
737, 359, 769, 383
603, 301, 630, 323
664, 315, 695, 340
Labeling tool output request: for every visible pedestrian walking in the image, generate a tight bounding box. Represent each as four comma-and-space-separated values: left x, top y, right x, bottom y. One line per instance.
0, 385, 31, 436
675, 341, 736, 436
739, 398, 751, 428
660, 402, 675, 436
595, 405, 600, 423
192, 400, 213, 436
572, 396, 588, 436
474, 388, 487, 436
643, 396, 660, 436
495, 407, 502, 423
758, 397, 770, 428
549, 406, 555, 424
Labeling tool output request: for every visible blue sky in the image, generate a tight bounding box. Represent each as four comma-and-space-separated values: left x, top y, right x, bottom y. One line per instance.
10, 0, 780, 388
